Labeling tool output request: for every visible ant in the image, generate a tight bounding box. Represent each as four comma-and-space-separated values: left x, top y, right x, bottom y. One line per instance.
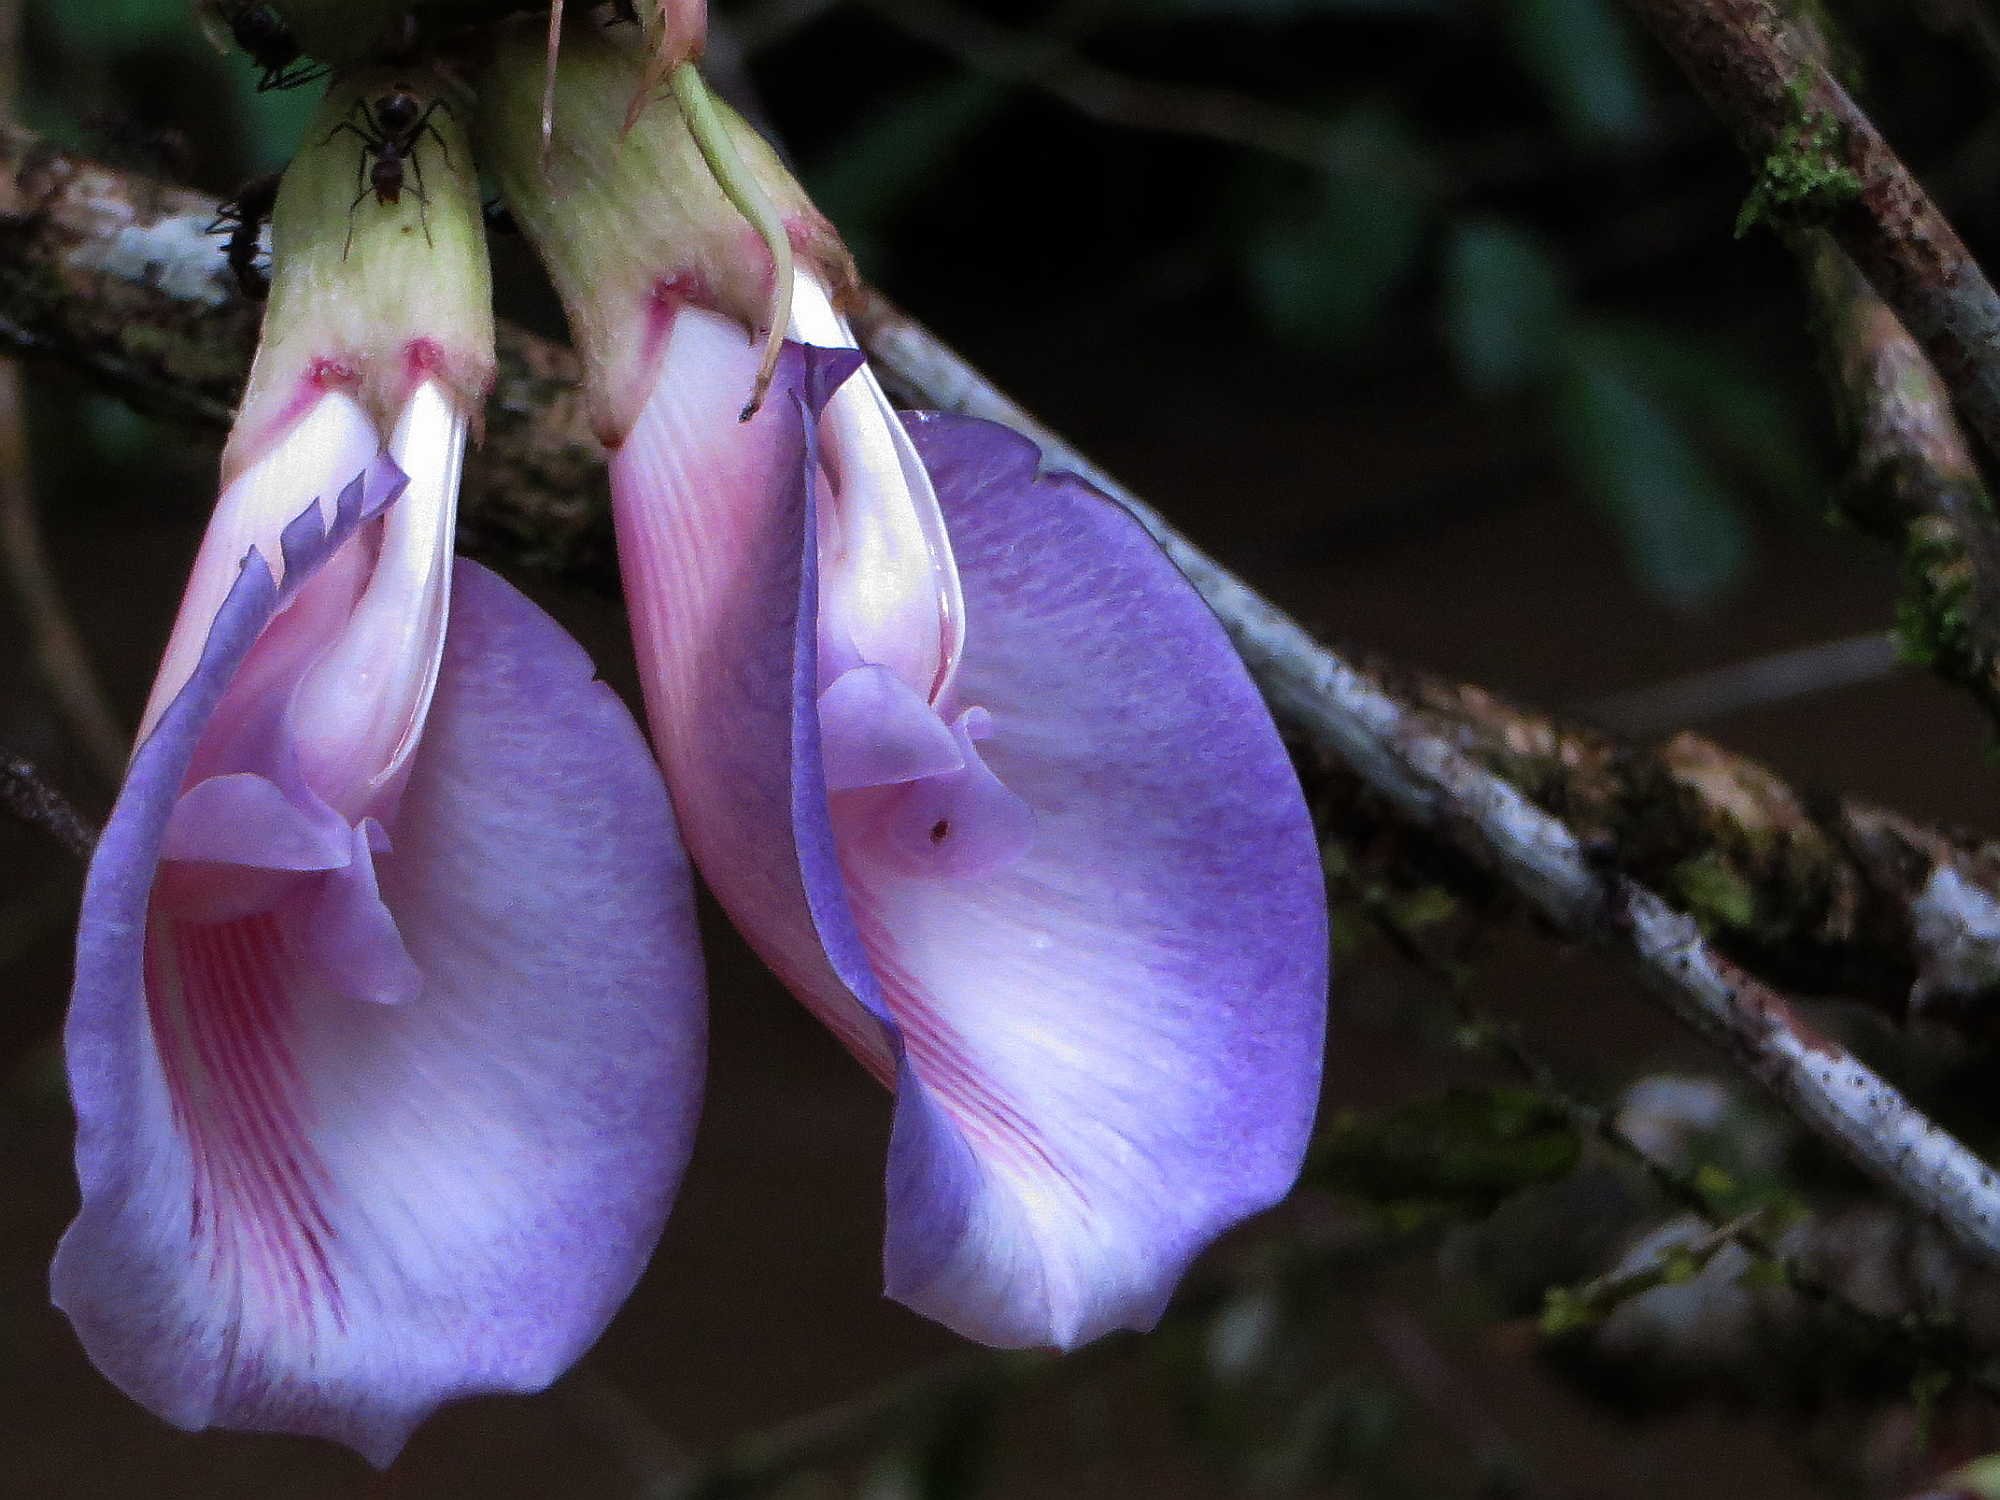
225, 4, 327, 92
324, 89, 453, 257
207, 172, 281, 300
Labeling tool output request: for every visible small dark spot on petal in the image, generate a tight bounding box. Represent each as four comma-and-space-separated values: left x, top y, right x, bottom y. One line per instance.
930, 819, 950, 844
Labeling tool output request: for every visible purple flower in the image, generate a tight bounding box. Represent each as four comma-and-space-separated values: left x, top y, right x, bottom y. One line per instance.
607, 273, 1329, 1347
53, 78, 706, 1465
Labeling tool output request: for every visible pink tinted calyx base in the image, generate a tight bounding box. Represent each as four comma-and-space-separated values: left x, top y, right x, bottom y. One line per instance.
594, 274, 718, 450
223, 362, 363, 487
641, 273, 712, 372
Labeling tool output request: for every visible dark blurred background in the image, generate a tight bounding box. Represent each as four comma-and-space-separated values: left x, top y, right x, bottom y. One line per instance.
8, 1, 2000, 1496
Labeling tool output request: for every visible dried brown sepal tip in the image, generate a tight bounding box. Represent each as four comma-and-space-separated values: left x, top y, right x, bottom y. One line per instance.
626, 0, 710, 133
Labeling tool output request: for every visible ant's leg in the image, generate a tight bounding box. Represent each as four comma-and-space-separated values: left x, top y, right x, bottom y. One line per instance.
407, 156, 434, 248
264, 61, 327, 93
411, 102, 453, 173
322, 119, 375, 151
344, 184, 371, 259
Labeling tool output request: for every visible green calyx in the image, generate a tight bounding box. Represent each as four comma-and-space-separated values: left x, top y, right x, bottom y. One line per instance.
475, 18, 853, 443
228, 64, 495, 478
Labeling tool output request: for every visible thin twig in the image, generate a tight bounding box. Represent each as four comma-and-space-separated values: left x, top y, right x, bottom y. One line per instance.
0, 754, 95, 858
0, 364, 128, 785
1803, 240, 2000, 729
1577, 631, 1901, 734
1619, 0, 2000, 467
1546, 1210, 1766, 1329
859, 0, 1353, 174
1355, 876, 2000, 1394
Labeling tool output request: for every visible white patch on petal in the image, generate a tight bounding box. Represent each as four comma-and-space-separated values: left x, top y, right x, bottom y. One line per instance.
143, 392, 380, 742
788, 274, 965, 704
288, 381, 463, 819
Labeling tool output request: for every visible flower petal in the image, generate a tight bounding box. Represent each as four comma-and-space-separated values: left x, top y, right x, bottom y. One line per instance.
160, 772, 352, 872
612, 318, 1324, 1350
789, 275, 963, 701
143, 391, 383, 741
608, 306, 890, 1071
294, 822, 422, 1007
818, 664, 964, 792
838, 414, 1328, 1348
55, 509, 704, 1462
288, 380, 464, 815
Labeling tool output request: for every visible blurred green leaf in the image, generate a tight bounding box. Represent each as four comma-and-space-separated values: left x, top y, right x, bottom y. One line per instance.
803, 77, 1004, 274
1589, 318, 1818, 507
1556, 327, 1751, 608
1245, 110, 1434, 347
36, 0, 190, 46
1442, 218, 1567, 395
1502, 0, 1651, 145
1308, 1087, 1580, 1219
1942, 1454, 2000, 1499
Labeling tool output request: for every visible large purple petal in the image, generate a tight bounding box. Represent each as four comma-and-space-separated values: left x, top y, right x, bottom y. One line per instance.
55, 510, 704, 1460
844, 414, 1327, 1347
612, 317, 1325, 1351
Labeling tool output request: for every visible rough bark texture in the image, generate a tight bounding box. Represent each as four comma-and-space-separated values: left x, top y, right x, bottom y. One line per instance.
1804, 239, 2000, 730
1, 753, 94, 858
1622, 0, 2000, 467
1390, 663, 2000, 1021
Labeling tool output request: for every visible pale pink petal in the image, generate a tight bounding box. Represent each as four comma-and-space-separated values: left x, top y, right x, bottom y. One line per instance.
608, 306, 891, 1074
818, 664, 964, 792
160, 772, 351, 872
789, 275, 963, 702
293, 823, 422, 1006
57, 483, 704, 1464
144, 390, 380, 741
